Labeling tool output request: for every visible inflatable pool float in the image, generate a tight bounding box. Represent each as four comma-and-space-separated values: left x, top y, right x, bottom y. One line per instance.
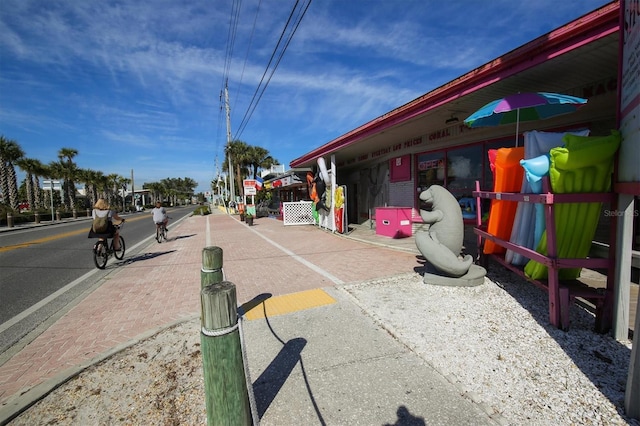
505, 130, 589, 265
483, 147, 525, 255
524, 130, 621, 280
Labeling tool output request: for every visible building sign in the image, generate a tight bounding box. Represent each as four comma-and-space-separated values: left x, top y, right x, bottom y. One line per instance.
339, 137, 423, 166
417, 159, 444, 171
243, 179, 257, 196
618, 0, 640, 183
269, 173, 305, 189
428, 128, 452, 141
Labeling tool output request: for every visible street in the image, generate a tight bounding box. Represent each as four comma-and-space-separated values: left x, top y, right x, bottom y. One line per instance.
0, 206, 193, 362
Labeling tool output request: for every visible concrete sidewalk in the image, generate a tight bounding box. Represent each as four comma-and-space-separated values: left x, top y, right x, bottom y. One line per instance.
0, 211, 501, 424
241, 286, 495, 425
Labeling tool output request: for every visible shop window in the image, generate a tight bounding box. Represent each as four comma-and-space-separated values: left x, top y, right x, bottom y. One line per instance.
416, 151, 445, 210
416, 151, 445, 193
445, 144, 482, 199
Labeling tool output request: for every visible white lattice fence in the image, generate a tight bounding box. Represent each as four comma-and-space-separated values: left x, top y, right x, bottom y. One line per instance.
283, 201, 315, 226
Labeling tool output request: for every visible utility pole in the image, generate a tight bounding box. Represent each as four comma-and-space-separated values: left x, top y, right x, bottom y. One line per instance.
131, 169, 134, 211
224, 82, 235, 204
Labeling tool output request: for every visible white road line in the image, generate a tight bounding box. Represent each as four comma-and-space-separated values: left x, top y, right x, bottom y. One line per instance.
206, 215, 211, 247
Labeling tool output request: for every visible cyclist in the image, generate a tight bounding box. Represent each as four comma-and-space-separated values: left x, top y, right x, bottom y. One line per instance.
92, 198, 124, 250
152, 201, 169, 233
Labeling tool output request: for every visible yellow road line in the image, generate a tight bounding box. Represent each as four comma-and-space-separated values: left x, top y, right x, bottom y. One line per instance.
0, 229, 88, 252
0, 215, 147, 253
244, 288, 336, 320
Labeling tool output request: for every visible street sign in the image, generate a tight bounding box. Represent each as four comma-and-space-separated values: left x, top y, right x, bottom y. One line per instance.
243, 179, 257, 196
42, 180, 61, 191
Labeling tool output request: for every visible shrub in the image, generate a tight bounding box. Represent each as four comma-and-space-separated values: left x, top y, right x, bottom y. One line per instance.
193, 205, 210, 216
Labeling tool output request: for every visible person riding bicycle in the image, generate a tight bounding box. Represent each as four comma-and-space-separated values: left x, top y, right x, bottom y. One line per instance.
92, 198, 124, 250
152, 201, 169, 232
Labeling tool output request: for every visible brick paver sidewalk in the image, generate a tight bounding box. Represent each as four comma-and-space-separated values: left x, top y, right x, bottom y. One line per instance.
0, 213, 421, 406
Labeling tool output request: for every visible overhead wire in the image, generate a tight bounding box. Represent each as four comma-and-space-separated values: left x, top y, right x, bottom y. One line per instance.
214, 0, 311, 191
215, 0, 243, 178
232, 0, 312, 141
233, 0, 263, 108
221, 0, 242, 98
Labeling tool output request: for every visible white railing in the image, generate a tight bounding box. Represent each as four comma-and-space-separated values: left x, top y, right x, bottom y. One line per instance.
283, 201, 315, 226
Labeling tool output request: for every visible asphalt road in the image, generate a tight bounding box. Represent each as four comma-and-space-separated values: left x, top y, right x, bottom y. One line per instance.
0, 205, 194, 363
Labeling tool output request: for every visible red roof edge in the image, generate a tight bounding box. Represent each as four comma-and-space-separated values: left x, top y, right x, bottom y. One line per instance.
290, 1, 620, 168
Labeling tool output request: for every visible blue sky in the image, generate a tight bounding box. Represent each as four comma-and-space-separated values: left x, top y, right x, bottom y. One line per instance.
0, 0, 612, 194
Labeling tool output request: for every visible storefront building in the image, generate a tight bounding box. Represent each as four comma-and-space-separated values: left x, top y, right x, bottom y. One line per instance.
263, 169, 311, 204
290, 2, 622, 227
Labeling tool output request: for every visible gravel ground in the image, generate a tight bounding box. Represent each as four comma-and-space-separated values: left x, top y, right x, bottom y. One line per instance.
9, 266, 640, 425
343, 268, 638, 426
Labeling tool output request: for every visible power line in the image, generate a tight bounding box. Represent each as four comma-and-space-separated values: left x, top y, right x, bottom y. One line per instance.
233, 0, 312, 141
215, 0, 243, 184
233, 0, 263, 107
220, 0, 242, 98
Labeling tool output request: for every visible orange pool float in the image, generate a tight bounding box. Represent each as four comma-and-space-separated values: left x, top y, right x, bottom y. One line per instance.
483, 147, 525, 255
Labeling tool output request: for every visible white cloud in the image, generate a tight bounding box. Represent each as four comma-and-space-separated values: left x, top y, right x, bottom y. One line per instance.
1, 0, 613, 193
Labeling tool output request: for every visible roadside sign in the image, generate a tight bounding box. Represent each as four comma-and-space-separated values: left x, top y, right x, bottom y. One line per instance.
42, 180, 61, 191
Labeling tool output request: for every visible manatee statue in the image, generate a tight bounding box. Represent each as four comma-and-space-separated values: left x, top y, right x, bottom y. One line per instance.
415, 185, 485, 285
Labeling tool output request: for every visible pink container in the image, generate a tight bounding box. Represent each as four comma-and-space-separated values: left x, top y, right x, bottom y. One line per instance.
375, 207, 413, 238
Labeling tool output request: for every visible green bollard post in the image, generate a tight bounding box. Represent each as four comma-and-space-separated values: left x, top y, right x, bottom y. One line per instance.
201, 246, 224, 288
201, 281, 252, 426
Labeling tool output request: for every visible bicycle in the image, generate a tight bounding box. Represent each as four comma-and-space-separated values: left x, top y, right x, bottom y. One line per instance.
92, 222, 126, 269
155, 221, 168, 243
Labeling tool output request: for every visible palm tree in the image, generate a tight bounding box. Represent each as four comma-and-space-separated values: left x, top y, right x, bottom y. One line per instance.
246, 145, 278, 179
144, 182, 164, 204
77, 168, 100, 208
105, 173, 120, 207
46, 161, 65, 211
92, 171, 108, 201
57, 148, 79, 210
31, 158, 47, 210
182, 177, 197, 196
160, 178, 175, 205
224, 140, 251, 198
0, 137, 9, 205
16, 157, 42, 211
115, 175, 130, 210
0, 136, 25, 211
40, 163, 54, 212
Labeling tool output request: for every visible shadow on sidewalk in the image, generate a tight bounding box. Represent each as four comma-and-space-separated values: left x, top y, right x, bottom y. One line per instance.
253, 337, 307, 418
244, 297, 325, 424
118, 250, 176, 266
171, 233, 197, 241
383, 406, 426, 426
238, 293, 272, 316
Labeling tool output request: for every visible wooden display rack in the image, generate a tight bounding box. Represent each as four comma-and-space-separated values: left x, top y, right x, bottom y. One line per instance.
473, 180, 616, 331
